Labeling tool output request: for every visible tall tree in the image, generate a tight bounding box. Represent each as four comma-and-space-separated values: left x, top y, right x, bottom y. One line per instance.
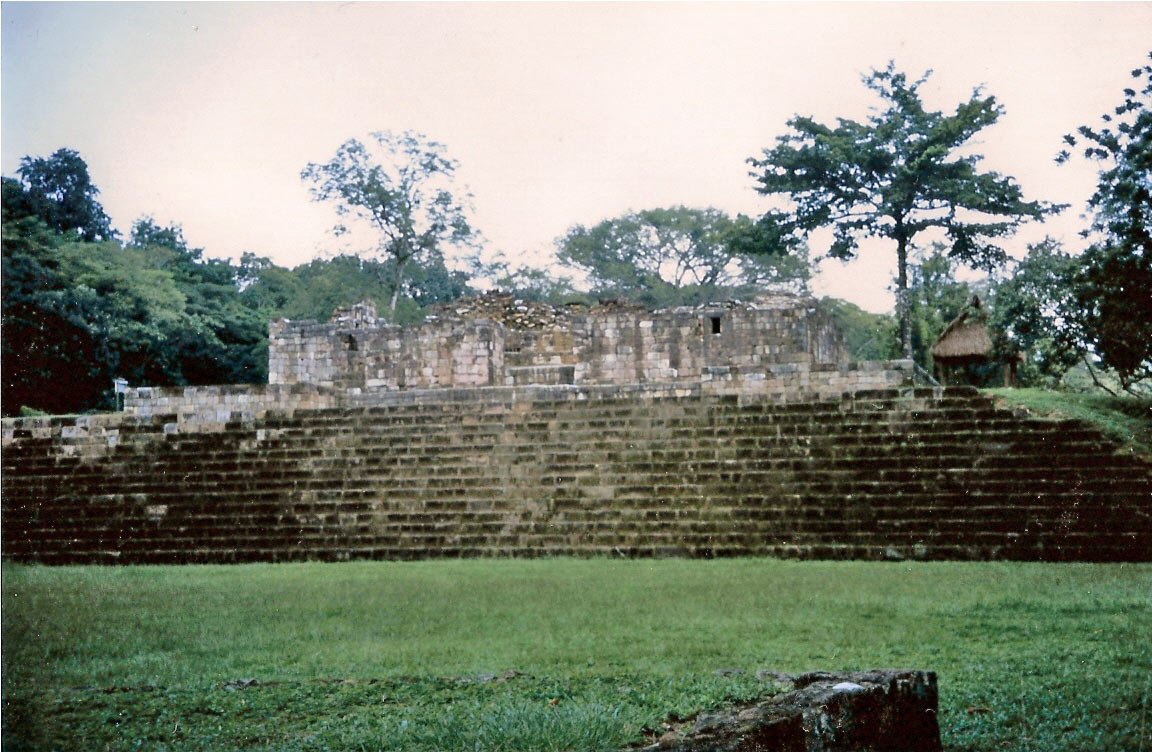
9, 148, 115, 242
1056, 53, 1152, 391
557, 206, 810, 307
301, 131, 476, 317
748, 63, 1061, 358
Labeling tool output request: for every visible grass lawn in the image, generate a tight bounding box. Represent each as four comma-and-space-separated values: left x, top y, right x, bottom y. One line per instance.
985, 387, 1152, 459
3, 559, 1150, 751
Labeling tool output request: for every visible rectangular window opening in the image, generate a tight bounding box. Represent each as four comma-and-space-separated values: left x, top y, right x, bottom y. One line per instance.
710, 316, 722, 335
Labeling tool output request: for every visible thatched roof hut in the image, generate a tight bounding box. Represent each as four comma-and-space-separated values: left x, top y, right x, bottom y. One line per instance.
931, 296, 1020, 386
931, 297, 993, 363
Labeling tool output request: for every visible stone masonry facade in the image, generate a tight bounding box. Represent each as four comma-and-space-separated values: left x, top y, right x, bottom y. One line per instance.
122, 294, 912, 427
267, 294, 848, 391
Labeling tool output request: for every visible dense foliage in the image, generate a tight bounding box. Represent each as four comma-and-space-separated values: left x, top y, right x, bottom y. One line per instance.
983, 57, 1151, 394
818, 297, 899, 362
556, 206, 811, 307
1, 210, 268, 414
301, 130, 477, 315
1055, 55, 1152, 391
987, 239, 1083, 386
748, 63, 1060, 358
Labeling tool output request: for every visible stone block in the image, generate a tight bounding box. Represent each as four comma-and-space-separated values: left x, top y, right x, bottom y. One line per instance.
632, 670, 941, 752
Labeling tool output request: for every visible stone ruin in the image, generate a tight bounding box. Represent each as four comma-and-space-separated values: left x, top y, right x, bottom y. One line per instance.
3, 291, 1149, 567
111, 292, 915, 427
269, 293, 853, 392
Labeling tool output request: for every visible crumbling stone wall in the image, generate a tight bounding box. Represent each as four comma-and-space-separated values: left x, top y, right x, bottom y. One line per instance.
125, 293, 890, 429
121, 384, 342, 428
123, 363, 914, 430
268, 317, 504, 391
267, 294, 847, 392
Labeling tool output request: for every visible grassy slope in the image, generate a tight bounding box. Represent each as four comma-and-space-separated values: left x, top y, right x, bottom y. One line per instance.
3, 560, 1150, 751
985, 387, 1152, 458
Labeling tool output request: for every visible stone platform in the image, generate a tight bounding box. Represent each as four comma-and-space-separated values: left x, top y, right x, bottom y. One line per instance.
3, 386, 1149, 564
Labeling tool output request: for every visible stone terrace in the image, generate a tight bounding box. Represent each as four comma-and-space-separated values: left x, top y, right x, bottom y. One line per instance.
4, 386, 1149, 564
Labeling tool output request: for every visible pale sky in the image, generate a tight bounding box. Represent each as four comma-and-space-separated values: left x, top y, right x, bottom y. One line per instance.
3, 2, 1150, 312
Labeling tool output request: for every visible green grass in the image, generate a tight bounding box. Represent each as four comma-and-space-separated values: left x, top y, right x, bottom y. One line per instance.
985, 387, 1152, 458
3, 559, 1150, 751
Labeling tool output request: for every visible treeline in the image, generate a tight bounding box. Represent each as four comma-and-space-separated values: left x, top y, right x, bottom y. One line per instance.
0, 148, 1140, 418
0, 145, 1051, 419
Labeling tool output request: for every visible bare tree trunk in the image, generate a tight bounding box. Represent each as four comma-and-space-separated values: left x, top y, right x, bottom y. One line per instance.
896, 233, 913, 360
389, 255, 409, 316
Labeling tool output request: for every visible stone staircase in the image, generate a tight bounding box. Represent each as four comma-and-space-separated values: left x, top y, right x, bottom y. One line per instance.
3, 387, 1149, 564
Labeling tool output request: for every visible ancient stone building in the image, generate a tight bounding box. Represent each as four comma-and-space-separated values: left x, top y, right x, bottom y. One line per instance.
112, 294, 910, 429
267, 293, 847, 392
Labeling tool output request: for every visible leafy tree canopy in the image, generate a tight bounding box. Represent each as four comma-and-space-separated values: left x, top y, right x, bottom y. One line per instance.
1, 196, 270, 413
556, 206, 810, 308
6, 148, 115, 242
749, 62, 1061, 357
129, 216, 199, 257
988, 239, 1083, 387
237, 252, 307, 317
126, 215, 268, 385
1056, 53, 1151, 391
240, 253, 470, 326
2, 230, 187, 413
301, 131, 477, 316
